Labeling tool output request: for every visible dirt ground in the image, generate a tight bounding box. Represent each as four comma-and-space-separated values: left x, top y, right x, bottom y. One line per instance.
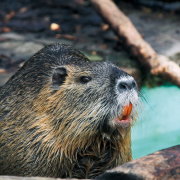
0, 0, 180, 86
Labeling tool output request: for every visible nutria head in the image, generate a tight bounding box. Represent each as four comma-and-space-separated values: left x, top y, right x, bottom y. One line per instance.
49, 57, 138, 132
0, 43, 139, 178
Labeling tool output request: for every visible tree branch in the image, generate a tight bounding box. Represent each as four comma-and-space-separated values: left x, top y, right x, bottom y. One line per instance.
91, 0, 180, 86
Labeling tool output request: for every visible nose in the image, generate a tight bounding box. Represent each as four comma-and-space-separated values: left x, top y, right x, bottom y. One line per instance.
117, 77, 136, 91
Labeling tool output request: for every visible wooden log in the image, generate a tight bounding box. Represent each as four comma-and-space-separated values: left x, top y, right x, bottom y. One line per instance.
96, 145, 180, 180
91, 0, 180, 86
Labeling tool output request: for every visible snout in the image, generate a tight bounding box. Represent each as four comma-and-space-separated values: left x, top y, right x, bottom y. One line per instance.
117, 76, 137, 93
112, 74, 138, 128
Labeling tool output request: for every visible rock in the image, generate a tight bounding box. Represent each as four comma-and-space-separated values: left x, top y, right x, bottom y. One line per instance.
0, 32, 25, 41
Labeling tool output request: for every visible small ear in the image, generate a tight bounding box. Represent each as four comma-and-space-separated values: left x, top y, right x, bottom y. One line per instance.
52, 67, 67, 90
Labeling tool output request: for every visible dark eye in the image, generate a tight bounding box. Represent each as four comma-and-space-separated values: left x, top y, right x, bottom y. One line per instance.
79, 76, 92, 84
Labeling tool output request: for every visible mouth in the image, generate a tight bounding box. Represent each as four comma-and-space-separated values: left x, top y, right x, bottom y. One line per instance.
113, 103, 133, 128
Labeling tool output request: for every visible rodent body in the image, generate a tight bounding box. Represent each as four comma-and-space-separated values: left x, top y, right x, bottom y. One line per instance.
0, 44, 138, 178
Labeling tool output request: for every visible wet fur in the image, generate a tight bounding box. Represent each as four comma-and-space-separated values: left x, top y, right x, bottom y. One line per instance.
0, 44, 138, 178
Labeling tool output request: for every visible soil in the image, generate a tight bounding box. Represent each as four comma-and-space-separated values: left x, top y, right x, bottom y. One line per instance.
0, 0, 179, 87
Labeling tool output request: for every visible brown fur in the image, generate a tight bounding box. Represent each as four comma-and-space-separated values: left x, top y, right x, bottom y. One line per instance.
0, 44, 137, 178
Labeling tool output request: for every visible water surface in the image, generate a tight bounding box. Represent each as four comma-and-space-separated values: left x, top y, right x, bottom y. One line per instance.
132, 84, 180, 159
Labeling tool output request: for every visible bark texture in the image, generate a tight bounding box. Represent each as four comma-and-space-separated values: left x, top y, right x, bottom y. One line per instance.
100, 145, 180, 180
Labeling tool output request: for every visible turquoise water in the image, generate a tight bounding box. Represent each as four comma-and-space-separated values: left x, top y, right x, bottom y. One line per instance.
132, 85, 180, 159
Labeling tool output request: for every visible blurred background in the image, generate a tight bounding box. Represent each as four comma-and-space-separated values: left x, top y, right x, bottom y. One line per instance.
0, 0, 180, 159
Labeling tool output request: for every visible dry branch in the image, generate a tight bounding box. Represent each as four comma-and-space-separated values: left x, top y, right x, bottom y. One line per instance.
91, 0, 180, 86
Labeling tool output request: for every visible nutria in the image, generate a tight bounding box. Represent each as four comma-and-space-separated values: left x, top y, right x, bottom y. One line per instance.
0, 44, 138, 178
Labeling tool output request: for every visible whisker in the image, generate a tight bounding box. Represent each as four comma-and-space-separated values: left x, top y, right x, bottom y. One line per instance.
139, 91, 149, 104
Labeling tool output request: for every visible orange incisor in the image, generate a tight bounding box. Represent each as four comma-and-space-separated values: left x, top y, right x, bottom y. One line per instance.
121, 103, 133, 119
